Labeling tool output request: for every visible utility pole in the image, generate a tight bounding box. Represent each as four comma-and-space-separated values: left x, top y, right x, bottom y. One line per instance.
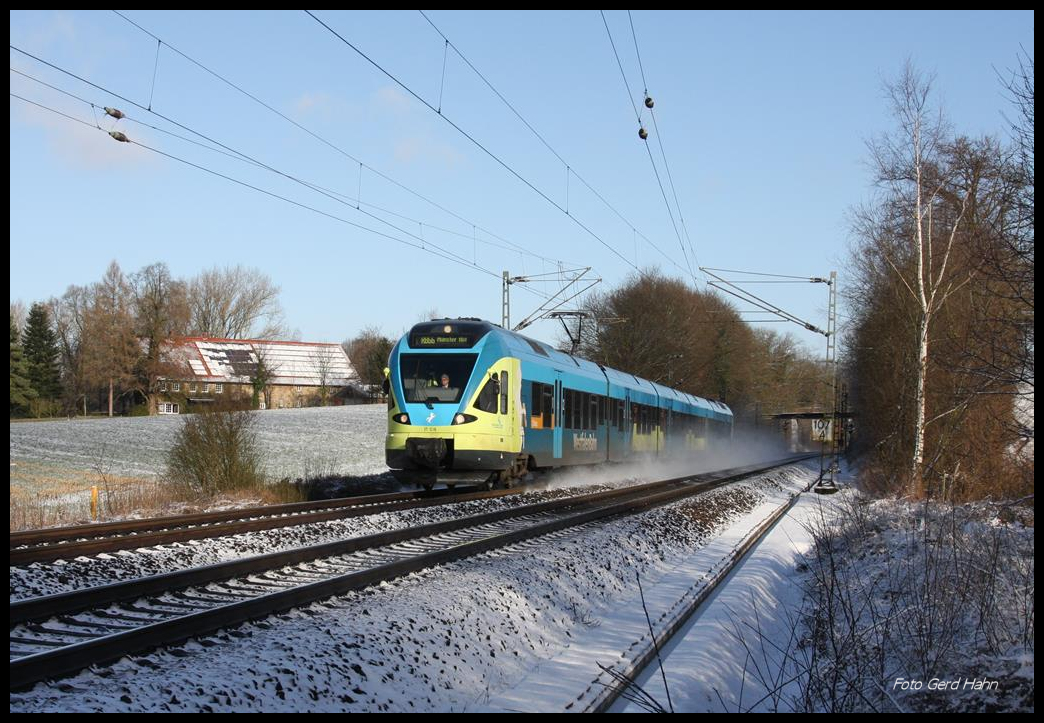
501, 267, 600, 333
819, 271, 841, 492
828, 271, 842, 483
699, 265, 841, 492
502, 271, 511, 329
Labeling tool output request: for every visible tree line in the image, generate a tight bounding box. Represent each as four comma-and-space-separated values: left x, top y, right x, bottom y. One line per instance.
563, 270, 833, 426
10, 259, 403, 418
844, 57, 1033, 501
10, 261, 289, 417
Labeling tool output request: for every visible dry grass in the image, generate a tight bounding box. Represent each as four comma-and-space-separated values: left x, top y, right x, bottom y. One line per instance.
9, 469, 305, 532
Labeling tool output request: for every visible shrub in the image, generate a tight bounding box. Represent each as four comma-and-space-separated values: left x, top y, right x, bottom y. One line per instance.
166, 406, 267, 496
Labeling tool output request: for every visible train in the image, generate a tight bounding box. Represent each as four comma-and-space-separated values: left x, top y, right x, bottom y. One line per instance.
385, 318, 733, 489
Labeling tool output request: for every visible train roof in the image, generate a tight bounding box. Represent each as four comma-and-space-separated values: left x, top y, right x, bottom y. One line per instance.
405, 319, 733, 419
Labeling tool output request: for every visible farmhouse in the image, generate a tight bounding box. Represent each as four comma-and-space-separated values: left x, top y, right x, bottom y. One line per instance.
155, 337, 365, 414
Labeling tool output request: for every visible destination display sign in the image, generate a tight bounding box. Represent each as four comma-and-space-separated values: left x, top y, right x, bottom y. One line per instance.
408, 322, 490, 349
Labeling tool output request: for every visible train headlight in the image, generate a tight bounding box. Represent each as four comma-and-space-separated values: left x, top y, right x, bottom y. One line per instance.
453, 413, 477, 425
394, 413, 411, 425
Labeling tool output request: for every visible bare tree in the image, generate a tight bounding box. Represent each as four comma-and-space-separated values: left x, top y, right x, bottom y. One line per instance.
309, 346, 336, 407
131, 262, 191, 413
845, 60, 1032, 500
51, 285, 92, 415
565, 270, 773, 421
250, 343, 279, 410
868, 63, 970, 495
345, 326, 394, 389
10, 300, 27, 335
189, 265, 287, 340
84, 262, 139, 417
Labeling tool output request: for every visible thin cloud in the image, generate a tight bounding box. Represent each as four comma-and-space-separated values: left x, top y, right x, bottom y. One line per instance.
12, 100, 154, 171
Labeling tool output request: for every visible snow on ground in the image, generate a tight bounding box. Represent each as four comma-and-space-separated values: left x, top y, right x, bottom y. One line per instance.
613, 477, 842, 712
9, 484, 619, 600
10, 405, 389, 493
602, 461, 1034, 714
486, 464, 819, 712
10, 464, 814, 712
795, 487, 1035, 713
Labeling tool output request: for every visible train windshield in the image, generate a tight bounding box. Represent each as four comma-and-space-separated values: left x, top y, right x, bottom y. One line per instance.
399, 354, 478, 405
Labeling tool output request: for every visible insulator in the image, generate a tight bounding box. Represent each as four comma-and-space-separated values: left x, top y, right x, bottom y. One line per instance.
103, 107, 125, 120
638, 126, 648, 140
644, 96, 654, 109
108, 131, 130, 143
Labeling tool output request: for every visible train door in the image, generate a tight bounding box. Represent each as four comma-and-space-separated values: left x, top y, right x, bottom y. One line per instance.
500, 359, 522, 454
553, 373, 563, 460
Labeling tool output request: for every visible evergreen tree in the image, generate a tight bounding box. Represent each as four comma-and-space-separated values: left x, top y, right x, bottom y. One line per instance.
10, 313, 36, 414
22, 302, 63, 402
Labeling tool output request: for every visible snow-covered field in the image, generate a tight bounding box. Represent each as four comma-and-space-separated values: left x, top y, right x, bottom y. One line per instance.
10, 405, 389, 496
10, 464, 816, 712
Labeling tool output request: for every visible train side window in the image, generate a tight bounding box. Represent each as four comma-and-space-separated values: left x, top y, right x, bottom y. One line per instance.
474, 375, 499, 414
529, 383, 541, 427
542, 385, 553, 428
563, 389, 573, 429
590, 395, 599, 430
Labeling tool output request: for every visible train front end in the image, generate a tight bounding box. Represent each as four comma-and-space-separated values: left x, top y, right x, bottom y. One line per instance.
385, 319, 523, 489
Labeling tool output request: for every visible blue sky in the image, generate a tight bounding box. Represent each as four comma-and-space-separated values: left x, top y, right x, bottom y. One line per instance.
9, 10, 1033, 353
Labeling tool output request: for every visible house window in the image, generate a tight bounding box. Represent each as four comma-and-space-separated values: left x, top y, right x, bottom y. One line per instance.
159, 402, 180, 415
160, 381, 167, 392
190, 383, 197, 393
215, 383, 223, 394
172, 382, 181, 392
203, 383, 210, 393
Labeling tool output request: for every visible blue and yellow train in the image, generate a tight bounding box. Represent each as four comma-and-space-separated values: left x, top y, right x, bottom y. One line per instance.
385, 318, 733, 488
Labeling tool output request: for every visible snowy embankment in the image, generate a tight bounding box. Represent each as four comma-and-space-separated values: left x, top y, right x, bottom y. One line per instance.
797, 492, 1034, 713
11, 464, 816, 712
614, 487, 842, 712
613, 471, 1034, 713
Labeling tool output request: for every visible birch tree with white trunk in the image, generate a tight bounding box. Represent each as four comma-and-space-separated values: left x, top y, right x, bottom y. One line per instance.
870, 63, 970, 495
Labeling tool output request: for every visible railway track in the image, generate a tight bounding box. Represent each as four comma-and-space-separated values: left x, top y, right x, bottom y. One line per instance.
9, 486, 518, 566
10, 455, 815, 690
588, 465, 824, 713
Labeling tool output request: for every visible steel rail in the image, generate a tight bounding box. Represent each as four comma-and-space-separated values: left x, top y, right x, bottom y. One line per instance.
586, 468, 823, 712
10, 487, 520, 566
10, 456, 815, 690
